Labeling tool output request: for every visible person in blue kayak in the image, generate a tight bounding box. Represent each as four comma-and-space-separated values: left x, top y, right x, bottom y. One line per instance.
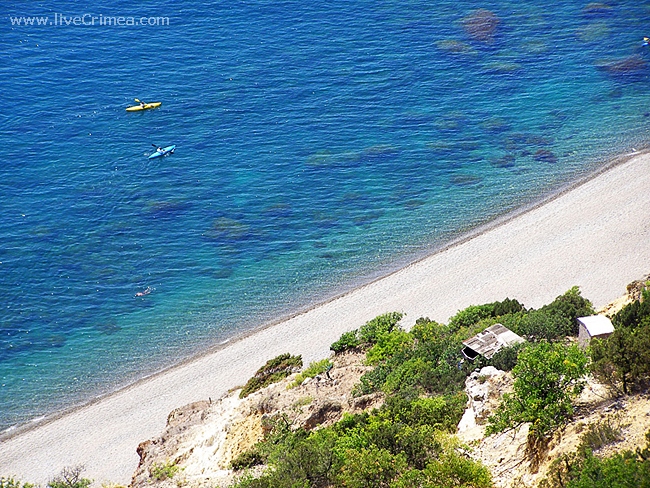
644, 37, 650, 46
156, 146, 164, 152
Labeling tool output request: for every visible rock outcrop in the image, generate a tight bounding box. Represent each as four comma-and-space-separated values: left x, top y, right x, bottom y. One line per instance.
130, 351, 380, 488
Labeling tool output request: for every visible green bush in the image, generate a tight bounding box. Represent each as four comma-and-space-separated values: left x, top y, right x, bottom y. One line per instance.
287, 359, 332, 388
1, 478, 35, 488
564, 451, 650, 488
336, 448, 408, 488
541, 286, 594, 323
541, 450, 650, 488
447, 298, 525, 333
488, 342, 525, 371
358, 312, 403, 346
448, 304, 496, 332
330, 330, 360, 354
365, 329, 412, 365
392, 448, 493, 488
492, 297, 525, 316
240, 353, 303, 398
150, 461, 180, 481
230, 448, 265, 471
541, 427, 650, 488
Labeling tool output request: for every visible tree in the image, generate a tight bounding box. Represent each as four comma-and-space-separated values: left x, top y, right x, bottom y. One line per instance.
590, 325, 650, 395
487, 341, 588, 441
612, 287, 650, 329
48, 466, 91, 488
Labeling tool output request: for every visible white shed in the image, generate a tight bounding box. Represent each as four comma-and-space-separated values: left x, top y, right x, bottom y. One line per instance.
577, 315, 614, 348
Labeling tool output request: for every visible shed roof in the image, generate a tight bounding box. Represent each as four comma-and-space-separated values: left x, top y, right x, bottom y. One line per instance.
461, 323, 525, 359
577, 315, 614, 337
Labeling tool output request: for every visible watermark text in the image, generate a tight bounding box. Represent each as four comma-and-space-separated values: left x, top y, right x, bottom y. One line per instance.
9, 13, 170, 27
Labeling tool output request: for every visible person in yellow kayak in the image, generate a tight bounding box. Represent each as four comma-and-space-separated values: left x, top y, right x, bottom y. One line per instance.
644, 37, 650, 46
139, 100, 146, 108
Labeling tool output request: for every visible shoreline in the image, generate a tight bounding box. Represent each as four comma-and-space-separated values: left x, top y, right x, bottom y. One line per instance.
2, 148, 650, 485
1, 146, 639, 441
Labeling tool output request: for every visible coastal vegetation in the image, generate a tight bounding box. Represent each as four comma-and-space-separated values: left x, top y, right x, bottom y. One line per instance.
0, 479, 35, 488
239, 353, 303, 399
47, 467, 91, 488
1, 467, 93, 488
539, 421, 650, 488
485, 341, 589, 464
288, 359, 333, 389
591, 287, 650, 395
6, 285, 650, 487
225, 286, 650, 487
149, 461, 180, 481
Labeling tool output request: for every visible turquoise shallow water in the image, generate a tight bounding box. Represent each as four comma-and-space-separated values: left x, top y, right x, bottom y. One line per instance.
1, 0, 649, 433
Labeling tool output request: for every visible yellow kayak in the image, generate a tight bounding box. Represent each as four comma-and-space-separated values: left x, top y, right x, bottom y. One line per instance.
126, 102, 162, 112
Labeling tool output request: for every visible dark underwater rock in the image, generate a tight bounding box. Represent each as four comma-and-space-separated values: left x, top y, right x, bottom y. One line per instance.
533, 149, 558, 164
582, 3, 613, 17
207, 217, 251, 241
595, 55, 648, 80
492, 154, 516, 168
462, 9, 500, 43
451, 174, 482, 186
435, 39, 477, 55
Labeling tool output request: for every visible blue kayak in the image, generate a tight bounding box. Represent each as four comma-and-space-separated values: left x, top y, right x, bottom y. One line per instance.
148, 145, 176, 159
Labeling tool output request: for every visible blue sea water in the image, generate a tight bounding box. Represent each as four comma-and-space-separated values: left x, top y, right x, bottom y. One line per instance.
1, 0, 649, 433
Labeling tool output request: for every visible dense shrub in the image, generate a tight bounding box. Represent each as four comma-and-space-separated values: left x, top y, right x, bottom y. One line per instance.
230, 448, 264, 470
492, 297, 525, 316
230, 392, 488, 488
240, 353, 303, 398
540, 286, 594, 323
514, 308, 574, 342
579, 416, 626, 452
358, 312, 403, 346
487, 341, 525, 371
447, 298, 525, 332
330, 330, 360, 354
365, 329, 412, 365
506, 287, 592, 342
448, 304, 496, 332
330, 312, 404, 355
